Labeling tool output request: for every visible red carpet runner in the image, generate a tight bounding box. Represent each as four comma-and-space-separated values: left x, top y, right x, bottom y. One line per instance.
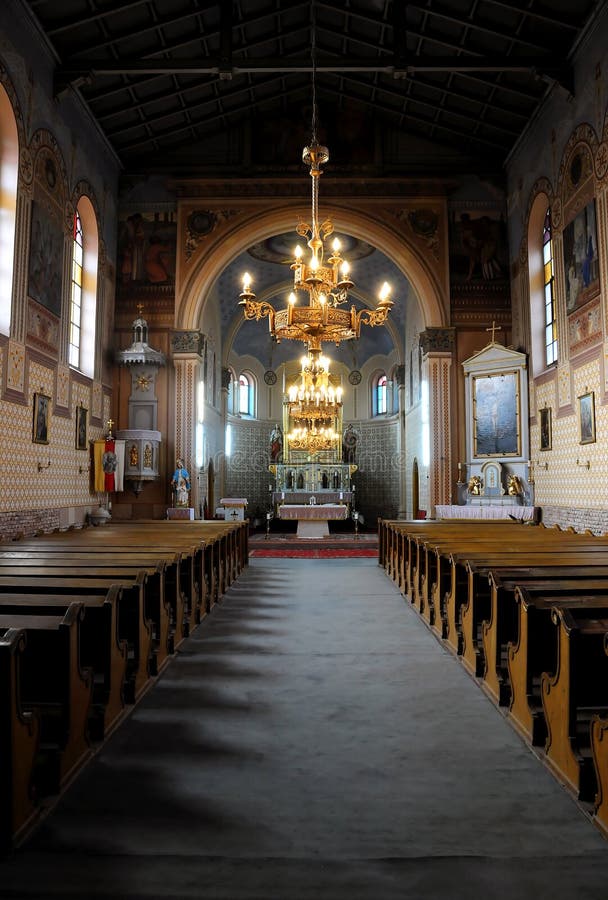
250, 547, 378, 558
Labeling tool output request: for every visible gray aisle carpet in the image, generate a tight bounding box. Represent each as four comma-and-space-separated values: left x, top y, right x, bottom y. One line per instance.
3, 558, 608, 899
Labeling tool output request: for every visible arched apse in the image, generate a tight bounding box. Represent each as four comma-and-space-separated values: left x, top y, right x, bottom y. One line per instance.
176, 202, 448, 337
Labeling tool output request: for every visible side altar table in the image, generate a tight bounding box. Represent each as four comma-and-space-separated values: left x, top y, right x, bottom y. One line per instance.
277, 503, 348, 539
435, 504, 537, 521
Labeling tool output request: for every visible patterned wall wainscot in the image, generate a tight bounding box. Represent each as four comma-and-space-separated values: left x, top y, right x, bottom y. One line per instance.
56, 364, 70, 409
7, 339, 25, 393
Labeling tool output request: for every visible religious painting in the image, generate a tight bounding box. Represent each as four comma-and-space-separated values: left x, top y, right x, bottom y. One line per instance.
472, 371, 520, 458
28, 201, 63, 316
117, 210, 176, 287
76, 406, 88, 450
449, 209, 508, 284
539, 407, 552, 451
563, 200, 600, 314
32, 392, 50, 445
578, 391, 596, 445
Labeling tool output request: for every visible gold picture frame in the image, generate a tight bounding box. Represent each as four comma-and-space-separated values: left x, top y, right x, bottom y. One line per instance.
539, 407, 552, 451
472, 370, 520, 458
76, 405, 88, 450
32, 392, 50, 445
578, 391, 596, 445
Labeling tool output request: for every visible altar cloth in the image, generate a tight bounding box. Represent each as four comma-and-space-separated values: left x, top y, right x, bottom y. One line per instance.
435, 504, 536, 521
278, 504, 348, 521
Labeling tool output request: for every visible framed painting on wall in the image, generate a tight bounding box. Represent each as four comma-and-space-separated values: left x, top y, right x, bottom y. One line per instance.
28, 201, 63, 317
32, 392, 50, 445
539, 407, 552, 451
76, 406, 88, 450
472, 371, 520, 457
578, 391, 596, 445
563, 199, 600, 314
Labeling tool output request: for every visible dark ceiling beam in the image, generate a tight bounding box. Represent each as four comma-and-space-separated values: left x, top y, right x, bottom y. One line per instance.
479, 0, 581, 31
61, 0, 310, 59
219, 0, 232, 75
57, 54, 569, 77
112, 75, 510, 156
45, 0, 153, 37
405, 2, 551, 53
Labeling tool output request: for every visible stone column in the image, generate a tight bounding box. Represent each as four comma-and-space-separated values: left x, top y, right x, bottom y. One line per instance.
10, 176, 33, 344
219, 366, 232, 501
394, 364, 407, 518
171, 330, 204, 515
420, 328, 455, 516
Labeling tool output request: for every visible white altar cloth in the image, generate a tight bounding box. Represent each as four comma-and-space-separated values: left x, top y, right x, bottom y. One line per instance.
435, 505, 536, 521
278, 503, 348, 538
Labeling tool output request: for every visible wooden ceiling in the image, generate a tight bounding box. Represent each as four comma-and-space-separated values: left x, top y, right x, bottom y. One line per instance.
25, 0, 601, 177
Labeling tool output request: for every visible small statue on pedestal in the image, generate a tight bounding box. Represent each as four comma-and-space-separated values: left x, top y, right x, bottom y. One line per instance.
171, 458, 190, 507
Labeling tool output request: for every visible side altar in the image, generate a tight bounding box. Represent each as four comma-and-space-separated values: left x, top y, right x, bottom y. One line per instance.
455, 335, 535, 516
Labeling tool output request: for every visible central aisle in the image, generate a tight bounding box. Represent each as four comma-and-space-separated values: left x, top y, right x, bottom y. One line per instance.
3, 558, 608, 899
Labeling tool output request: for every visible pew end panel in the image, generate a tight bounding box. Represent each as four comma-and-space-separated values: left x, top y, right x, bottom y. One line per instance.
0, 628, 40, 855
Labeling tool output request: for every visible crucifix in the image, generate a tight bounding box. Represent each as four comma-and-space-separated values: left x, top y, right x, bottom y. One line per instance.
106, 418, 114, 438
486, 320, 502, 344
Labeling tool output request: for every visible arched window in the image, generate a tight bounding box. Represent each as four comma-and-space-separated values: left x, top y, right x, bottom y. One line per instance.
528, 190, 556, 378
69, 197, 98, 377
238, 372, 255, 417
372, 372, 388, 417
226, 367, 237, 415
543, 208, 558, 367
68, 211, 83, 368
0, 84, 19, 336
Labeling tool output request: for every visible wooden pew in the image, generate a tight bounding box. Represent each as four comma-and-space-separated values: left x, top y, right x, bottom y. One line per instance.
0, 573, 153, 704
0, 588, 128, 741
506, 584, 608, 746
591, 709, 608, 838
454, 552, 608, 678
0, 628, 40, 854
0, 604, 93, 796
541, 606, 608, 801
0, 549, 184, 654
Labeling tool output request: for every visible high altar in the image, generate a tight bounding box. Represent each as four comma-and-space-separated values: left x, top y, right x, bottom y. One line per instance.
269, 351, 357, 536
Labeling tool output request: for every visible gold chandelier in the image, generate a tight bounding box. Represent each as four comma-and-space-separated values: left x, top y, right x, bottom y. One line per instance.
287, 350, 343, 421
238, 139, 394, 352
287, 424, 339, 453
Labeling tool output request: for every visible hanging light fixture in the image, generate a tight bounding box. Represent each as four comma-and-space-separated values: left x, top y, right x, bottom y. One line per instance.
238, 9, 393, 354
285, 351, 343, 456
287, 424, 339, 453
287, 352, 343, 418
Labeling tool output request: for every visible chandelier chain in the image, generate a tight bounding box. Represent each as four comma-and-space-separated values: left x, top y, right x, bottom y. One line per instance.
311, 0, 318, 146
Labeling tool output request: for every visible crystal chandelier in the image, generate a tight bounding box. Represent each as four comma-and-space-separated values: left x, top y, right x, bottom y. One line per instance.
238, 54, 394, 353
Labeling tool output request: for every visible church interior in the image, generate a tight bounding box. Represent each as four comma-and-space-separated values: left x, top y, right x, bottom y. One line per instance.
3, 0, 608, 897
